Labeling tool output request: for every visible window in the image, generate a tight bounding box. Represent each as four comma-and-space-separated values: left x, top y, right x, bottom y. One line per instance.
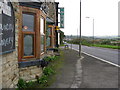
46, 37, 51, 47
22, 14, 34, 32
22, 13, 35, 57
46, 25, 55, 48
46, 27, 52, 47
24, 34, 34, 56
47, 27, 52, 36
40, 17, 44, 53
18, 6, 46, 62
40, 14, 46, 54
18, 7, 37, 61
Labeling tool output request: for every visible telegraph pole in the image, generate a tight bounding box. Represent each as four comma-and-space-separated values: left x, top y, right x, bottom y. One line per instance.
93, 18, 94, 45
71, 35, 72, 49
79, 0, 81, 57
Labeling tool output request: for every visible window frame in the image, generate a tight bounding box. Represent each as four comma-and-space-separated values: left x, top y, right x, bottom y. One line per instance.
47, 25, 55, 48
47, 25, 52, 48
40, 11, 46, 55
18, 6, 40, 62
18, 6, 47, 62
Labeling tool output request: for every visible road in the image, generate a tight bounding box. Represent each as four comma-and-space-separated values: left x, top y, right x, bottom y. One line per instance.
50, 49, 119, 88
80, 53, 118, 88
67, 44, 119, 66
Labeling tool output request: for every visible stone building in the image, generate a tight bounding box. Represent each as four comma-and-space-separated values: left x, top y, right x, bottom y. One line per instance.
0, 0, 59, 88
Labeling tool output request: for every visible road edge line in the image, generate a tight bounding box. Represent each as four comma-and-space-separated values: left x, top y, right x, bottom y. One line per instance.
71, 48, 120, 68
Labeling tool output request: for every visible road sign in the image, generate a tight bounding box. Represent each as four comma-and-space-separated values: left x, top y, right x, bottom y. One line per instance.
59, 7, 64, 28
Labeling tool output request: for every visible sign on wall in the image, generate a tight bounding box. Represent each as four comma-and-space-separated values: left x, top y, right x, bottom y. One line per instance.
59, 7, 64, 28
0, 1, 15, 54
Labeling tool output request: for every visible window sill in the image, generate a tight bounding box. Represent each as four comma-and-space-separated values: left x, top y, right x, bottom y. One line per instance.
18, 59, 42, 68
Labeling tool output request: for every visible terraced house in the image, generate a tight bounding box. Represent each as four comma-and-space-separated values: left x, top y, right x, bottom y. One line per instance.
0, 0, 62, 88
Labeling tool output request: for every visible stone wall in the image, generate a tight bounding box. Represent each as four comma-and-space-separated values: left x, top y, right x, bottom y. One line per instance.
2, 52, 19, 88
19, 66, 42, 81
47, 2, 56, 23
1, 2, 19, 88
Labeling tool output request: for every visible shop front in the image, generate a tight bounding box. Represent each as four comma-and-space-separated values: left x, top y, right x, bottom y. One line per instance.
1, 1, 58, 88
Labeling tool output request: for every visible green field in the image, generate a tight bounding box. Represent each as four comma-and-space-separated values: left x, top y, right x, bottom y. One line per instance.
92, 44, 120, 49
66, 38, 120, 49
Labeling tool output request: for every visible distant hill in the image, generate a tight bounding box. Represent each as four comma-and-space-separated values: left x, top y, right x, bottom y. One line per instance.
65, 35, 119, 40
95, 36, 119, 39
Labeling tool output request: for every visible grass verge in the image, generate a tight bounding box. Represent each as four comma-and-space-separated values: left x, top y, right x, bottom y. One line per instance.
91, 44, 120, 49
70, 42, 120, 49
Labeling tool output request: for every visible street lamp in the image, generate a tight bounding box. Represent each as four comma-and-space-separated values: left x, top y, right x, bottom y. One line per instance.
86, 17, 95, 45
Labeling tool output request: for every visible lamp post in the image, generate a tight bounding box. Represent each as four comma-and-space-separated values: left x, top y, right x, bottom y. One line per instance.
86, 17, 95, 45
79, 0, 82, 57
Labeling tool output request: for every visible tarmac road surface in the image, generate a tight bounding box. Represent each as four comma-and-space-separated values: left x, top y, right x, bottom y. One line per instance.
67, 44, 119, 65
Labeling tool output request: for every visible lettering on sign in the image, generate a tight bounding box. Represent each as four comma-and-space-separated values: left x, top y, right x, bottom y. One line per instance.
0, 1, 15, 54
59, 7, 64, 28
0, 2, 11, 16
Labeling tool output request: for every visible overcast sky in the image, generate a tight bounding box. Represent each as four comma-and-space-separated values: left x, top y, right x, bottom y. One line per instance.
56, 0, 120, 36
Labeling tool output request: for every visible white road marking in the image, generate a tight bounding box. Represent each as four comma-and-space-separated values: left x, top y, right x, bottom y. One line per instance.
71, 48, 120, 68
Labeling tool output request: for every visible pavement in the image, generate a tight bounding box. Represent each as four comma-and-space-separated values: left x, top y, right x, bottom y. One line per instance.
49, 49, 80, 88
49, 48, 119, 88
